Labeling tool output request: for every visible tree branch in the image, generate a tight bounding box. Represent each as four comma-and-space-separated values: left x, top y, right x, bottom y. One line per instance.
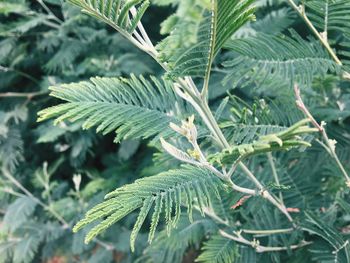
0, 91, 48, 99
36, 0, 63, 24
79, 13, 295, 225
267, 152, 284, 204
220, 229, 311, 253
294, 84, 350, 186
0, 65, 40, 84
286, 0, 342, 65
1, 168, 69, 228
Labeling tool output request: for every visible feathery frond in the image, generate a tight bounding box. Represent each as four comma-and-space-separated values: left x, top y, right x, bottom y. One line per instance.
3, 196, 37, 232
141, 215, 218, 263
69, 0, 150, 35
234, 7, 295, 38
305, 0, 350, 72
305, 0, 350, 35
162, 0, 256, 82
340, 34, 350, 72
73, 166, 223, 251
223, 30, 340, 88
0, 129, 24, 171
13, 235, 42, 263
38, 75, 187, 143
196, 234, 237, 263
302, 212, 350, 263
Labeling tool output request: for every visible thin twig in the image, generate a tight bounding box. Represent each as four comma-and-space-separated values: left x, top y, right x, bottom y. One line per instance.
1, 168, 115, 251
324, 0, 329, 36
36, 0, 63, 24
294, 84, 350, 186
94, 239, 115, 251
227, 180, 257, 196
1, 168, 69, 228
200, 205, 295, 239
0, 65, 40, 84
286, 0, 342, 65
294, 85, 323, 131
42, 19, 61, 29
238, 161, 294, 223
130, 7, 155, 49
201, 206, 230, 226
267, 153, 284, 204
0, 187, 27, 198
242, 228, 294, 236
220, 230, 311, 253
0, 91, 48, 99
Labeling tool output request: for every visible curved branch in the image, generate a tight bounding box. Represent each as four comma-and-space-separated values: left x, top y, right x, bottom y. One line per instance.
220, 229, 311, 253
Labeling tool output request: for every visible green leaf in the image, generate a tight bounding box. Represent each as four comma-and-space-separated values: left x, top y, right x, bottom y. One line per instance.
72, 166, 223, 251
38, 75, 186, 143
339, 34, 350, 72
162, 0, 255, 82
305, 0, 350, 35
223, 30, 340, 88
3, 196, 37, 232
0, 128, 24, 171
302, 211, 350, 263
142, 215, 218, 263
69, 0, 150, 34
196, 234, 238, 263
13, 235, 42, 263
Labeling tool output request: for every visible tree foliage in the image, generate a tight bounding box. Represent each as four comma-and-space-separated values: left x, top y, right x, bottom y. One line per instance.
1, 0, 350, 262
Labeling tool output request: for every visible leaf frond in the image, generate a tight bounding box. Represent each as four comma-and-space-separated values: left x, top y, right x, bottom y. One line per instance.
196, 234, 237, 263
223, 30, 340, 88
69, 0, 150, 34
38, 75, 186, 143
161, 0, 255, 81
72, 166, 223, 251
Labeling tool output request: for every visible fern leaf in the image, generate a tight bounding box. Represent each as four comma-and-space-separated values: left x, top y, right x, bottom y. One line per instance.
13, 235, 42, 263
130, 197, 153, 251
38, 75, 186, 143
3, 196, 37, 232
141, 215, 218, 263
340, 34, 350, 72
223, 30, 340, 88
148, 194, 163, 244
305, 0, 350, 35
0, 128, 24, 171
302, 211, 350, 263
220, 96, 305, 143
69, 0, 150, 34
72, 166, 223, 251
196, 234, 237, 263
163, 0, 255, 81
277, 150, 325, 209
234, 7, 296, 38
44, 40, 84, 73
305, 0, 350, 73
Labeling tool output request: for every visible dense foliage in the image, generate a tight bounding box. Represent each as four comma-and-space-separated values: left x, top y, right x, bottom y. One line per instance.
1, 0, 350, 262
